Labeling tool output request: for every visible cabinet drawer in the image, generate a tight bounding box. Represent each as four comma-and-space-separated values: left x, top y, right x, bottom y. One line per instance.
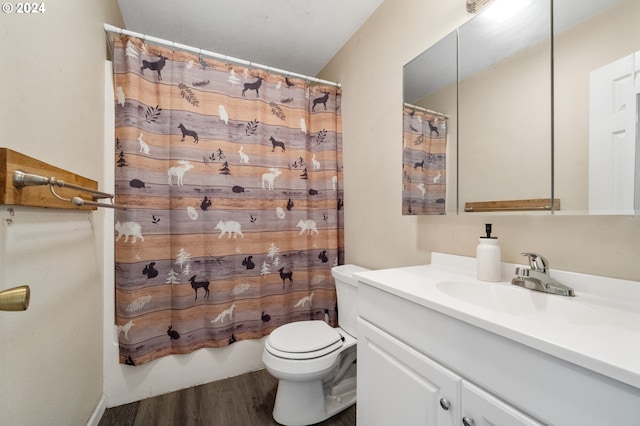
462, 381, 544, 426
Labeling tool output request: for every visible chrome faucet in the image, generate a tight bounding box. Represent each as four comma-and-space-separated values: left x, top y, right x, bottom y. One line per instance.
511, 253, 575, 297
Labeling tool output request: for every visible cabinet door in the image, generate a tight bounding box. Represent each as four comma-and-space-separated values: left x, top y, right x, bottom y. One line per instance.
462, 381, 544, 426
358, 318, 461, 426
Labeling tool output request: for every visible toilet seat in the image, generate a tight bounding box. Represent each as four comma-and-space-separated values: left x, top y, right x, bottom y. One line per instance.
266, 321, 344, 360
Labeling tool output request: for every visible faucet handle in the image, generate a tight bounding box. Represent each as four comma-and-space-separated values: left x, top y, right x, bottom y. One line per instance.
520, 253, 549, 273
514, 266, 530, 278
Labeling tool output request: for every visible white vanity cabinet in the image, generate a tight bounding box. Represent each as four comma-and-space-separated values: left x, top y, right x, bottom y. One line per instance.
355, 260, 640, 426
358, 318, 542, 426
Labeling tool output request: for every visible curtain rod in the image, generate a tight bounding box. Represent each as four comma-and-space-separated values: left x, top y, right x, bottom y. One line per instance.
403, 102, 450, 119
103, 23, 341, 88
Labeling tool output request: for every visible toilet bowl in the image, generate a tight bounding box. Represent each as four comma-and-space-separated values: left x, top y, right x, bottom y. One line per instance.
262, 264, 369, 426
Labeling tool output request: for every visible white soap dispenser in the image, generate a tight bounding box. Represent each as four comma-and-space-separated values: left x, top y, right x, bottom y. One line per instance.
477, 224, 501, 282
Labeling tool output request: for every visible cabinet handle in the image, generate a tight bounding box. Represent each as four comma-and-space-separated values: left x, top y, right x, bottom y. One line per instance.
439, 398, 451, 410
462, 417, 475, 426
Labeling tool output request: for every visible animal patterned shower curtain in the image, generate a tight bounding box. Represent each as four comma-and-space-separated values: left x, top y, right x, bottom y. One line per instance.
402, 107, 447, 215
112, 35, 344, 366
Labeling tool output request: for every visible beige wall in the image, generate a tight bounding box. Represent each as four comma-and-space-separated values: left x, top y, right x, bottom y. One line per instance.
321, 0, 640, 280
0, 1, 123, 424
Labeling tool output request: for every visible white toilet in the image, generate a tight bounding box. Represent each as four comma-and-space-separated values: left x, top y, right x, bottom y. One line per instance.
262, 264, 368, 426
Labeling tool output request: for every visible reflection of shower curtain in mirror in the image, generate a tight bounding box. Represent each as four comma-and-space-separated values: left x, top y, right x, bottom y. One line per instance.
402, 108, 447, 215
112, 35, 344, 366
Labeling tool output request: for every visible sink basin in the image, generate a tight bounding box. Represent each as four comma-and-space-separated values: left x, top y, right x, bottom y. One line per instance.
436, 280, 606, 325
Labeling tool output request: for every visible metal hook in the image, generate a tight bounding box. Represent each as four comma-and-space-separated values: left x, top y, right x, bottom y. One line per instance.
48, 183, 69, 202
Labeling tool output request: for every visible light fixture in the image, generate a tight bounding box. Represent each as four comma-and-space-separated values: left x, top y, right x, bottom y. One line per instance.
482, 0, 532, 22
466, 0, 493, 14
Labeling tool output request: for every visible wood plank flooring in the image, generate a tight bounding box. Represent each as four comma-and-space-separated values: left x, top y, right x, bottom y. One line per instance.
98, 368, 356, 426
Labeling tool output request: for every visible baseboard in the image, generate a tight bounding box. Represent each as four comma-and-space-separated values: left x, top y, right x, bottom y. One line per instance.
86, 394, 107, 426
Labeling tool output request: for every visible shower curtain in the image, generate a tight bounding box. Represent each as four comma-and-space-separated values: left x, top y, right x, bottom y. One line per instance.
112, 35, 344, 366
402, 107, 447, 215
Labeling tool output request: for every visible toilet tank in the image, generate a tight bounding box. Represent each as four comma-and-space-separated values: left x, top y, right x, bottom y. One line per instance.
331, 264, 369, 337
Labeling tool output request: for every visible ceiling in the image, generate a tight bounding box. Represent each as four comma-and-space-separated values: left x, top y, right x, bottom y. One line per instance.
117, 0, 384, 78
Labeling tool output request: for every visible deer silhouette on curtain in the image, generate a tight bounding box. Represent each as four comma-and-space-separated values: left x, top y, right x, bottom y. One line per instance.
112, 35, 344, 366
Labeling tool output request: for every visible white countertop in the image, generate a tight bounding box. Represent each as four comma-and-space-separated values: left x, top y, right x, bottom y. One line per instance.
354, 253, 640, 390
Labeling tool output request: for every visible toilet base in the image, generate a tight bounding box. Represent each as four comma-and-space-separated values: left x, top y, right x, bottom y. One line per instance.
272, 362, 357, 426
272, 378, 356, 426
273, 379, 326, 426
325, 377, 356, 420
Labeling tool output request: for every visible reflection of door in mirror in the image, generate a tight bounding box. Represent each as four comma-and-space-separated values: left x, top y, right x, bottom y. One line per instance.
554, 0, 640, 215
458, 0, 552, 213
402, 31, 457, 215
589, 52, 640, 214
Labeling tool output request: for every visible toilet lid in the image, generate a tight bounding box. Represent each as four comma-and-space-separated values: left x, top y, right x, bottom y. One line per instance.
268, 321, 342, 354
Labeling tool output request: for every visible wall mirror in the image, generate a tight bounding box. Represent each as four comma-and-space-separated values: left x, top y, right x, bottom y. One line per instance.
458, 0, 552, 214
554, 0, 639, 215
403, 0, 640, 215
402, 31, 457, 215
